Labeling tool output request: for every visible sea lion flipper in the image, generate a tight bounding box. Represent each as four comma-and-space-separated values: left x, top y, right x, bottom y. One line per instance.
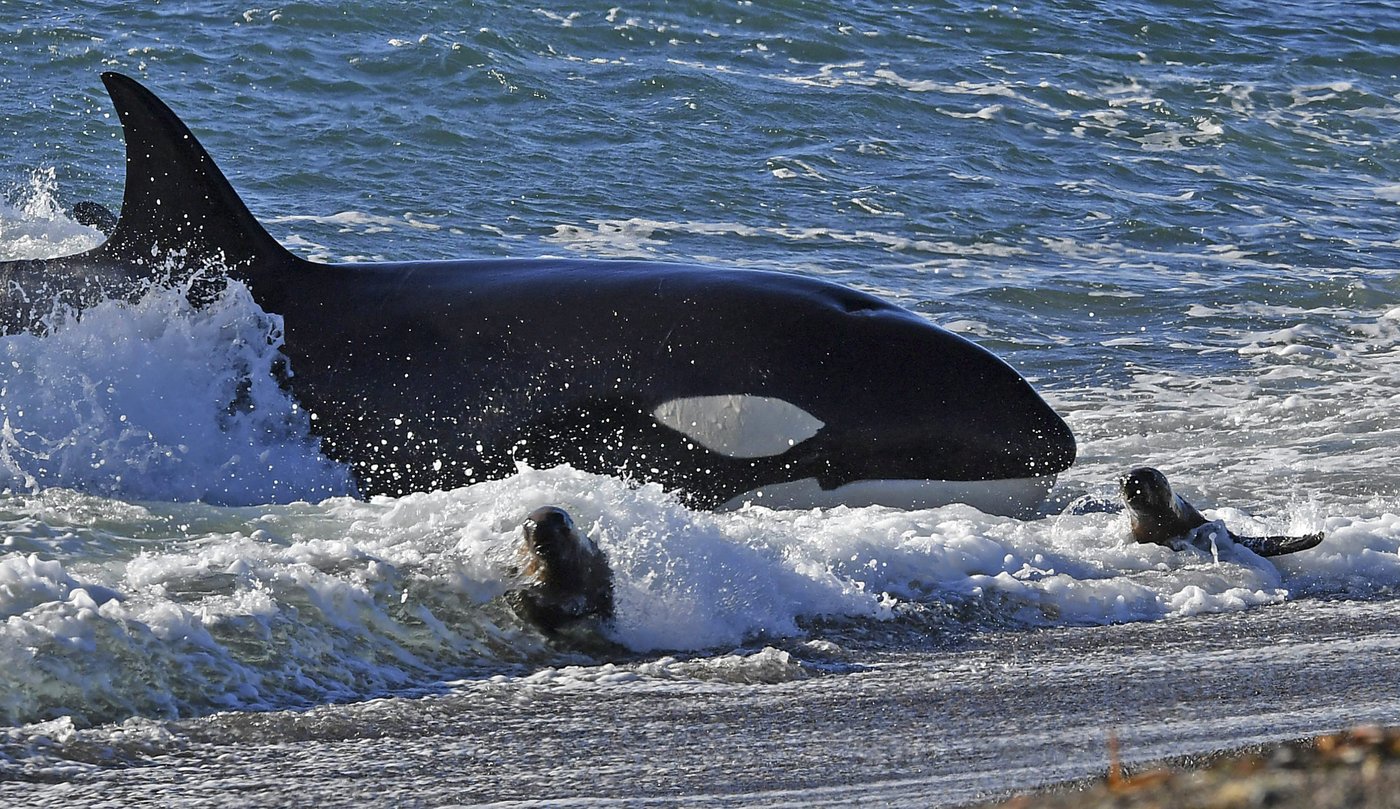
1232, 531, 1324, 557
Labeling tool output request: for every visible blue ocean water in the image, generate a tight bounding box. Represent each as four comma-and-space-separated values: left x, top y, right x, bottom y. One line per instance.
2, 1, 1400, 805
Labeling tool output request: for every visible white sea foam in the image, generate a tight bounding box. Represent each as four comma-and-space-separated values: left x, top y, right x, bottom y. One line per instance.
3, 456, 1395, 728
496, 646, 813, 692
542, 216, 1029, 260
267, 210, 443, 233
0, 279, 354, 505
1, 177, 351, 505
0, 169, 105, 262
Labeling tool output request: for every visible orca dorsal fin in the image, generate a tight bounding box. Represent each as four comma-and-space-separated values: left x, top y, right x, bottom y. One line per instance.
91, 72, 293, 274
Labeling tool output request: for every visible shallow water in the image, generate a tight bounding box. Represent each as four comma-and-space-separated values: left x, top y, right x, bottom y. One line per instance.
7, 600, 1400, 807
2, 0, 1399, 804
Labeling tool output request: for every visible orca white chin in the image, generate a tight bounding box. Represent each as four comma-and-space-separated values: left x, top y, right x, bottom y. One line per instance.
720, 475, 1058, 518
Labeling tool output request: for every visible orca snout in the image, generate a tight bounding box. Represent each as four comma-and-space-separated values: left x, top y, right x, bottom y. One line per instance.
748, 309, 1079, 514
1007, 392, 1077, 477
840, 309, 1078, 483
930, 371, 1077, 482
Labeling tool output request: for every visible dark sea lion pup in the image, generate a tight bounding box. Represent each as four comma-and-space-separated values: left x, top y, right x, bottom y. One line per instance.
1119, 467, 1323, 557
507, 506, 615, 632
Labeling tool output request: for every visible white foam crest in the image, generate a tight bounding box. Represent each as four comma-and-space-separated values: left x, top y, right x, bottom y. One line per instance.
4, 458, 1399, 728
324, 467, 1391, 646
1132, 116, 1225, 152
267, 210, 443, 233
0, 173, 352, 504
0, 494, 537, 727
0, 169, 105, 261
543, 216, 1028, 260
499, 646, 811, 692
1290, 82, 1356, 106
349, 466, 891, 652
0, 714, 176, 779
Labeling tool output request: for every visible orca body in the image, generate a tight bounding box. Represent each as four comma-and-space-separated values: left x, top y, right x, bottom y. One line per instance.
0, 73, 1076, 514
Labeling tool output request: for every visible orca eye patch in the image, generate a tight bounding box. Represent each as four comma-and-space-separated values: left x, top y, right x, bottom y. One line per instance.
652, 395, 825, 459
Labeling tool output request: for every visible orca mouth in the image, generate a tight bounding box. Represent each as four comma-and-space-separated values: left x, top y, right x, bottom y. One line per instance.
701, 428, 1069, 516
651, 393, 1075, 482
790, 420, 1076, 494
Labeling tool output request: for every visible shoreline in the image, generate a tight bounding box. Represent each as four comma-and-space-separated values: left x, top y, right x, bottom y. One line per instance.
971, 727, 1400, 809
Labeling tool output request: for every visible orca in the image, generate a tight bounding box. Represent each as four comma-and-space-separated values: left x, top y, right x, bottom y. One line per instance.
0, 73, 1076, 515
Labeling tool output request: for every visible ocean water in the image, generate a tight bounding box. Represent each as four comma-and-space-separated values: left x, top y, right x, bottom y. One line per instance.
2, 1, 1400, 805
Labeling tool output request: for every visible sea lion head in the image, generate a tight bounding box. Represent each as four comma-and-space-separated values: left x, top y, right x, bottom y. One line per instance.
521, 505, 582, 576
1119, 466, 1174, 516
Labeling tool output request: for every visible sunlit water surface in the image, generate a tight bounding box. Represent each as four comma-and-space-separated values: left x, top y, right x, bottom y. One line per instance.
2, 1, 1399, 805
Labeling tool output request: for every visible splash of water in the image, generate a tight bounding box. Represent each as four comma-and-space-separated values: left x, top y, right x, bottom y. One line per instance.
0, 278, 355, 504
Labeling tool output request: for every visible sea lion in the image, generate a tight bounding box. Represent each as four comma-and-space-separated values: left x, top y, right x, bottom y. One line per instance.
507, 506, 614, 632
1119, 466, 1323, 557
